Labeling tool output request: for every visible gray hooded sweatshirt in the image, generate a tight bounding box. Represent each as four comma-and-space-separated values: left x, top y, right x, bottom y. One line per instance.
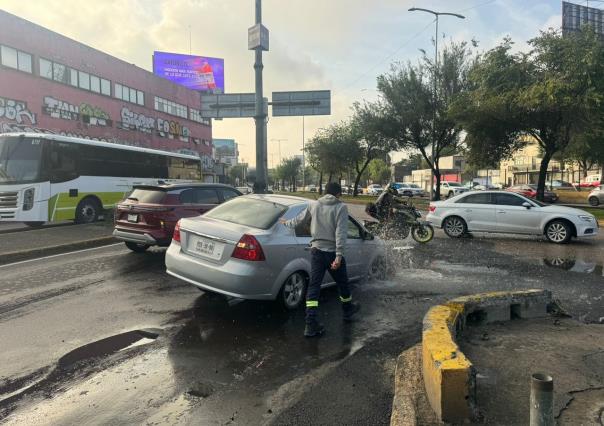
285, 194, 348, 257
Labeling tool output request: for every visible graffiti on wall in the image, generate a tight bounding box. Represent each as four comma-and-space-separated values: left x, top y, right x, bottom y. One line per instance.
157, 117, 190, 139
0, 96, 36, 125
119, 107, 155, 134
79, 103, 111, 127
43, 96, 79, 120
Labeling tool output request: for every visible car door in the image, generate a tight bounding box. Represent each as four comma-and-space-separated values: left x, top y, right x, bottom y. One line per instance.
494, 193, 542, 234
453, 193, 496, 232
343, 217, 366, 280
180, 188, 219, 217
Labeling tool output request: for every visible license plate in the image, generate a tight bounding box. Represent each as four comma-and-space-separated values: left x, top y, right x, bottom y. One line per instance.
127, 214, 138, 223
188, 235, 225, 261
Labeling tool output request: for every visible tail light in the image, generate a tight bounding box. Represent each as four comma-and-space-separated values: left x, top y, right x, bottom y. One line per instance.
173, 220, 181, 243
429, 204, 436, 213
232, 234, 265, 261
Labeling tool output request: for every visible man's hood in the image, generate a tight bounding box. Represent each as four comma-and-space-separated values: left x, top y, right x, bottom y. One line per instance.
318, 194, 340, 205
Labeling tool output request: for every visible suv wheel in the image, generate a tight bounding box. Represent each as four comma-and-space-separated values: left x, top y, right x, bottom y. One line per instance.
545, 220, 572, 244
589, 196, 600, 206
443, 216, 467, 238
448, 191, 454, 198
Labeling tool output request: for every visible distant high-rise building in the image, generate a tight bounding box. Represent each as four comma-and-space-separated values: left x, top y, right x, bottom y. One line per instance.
562, 1, 604, 37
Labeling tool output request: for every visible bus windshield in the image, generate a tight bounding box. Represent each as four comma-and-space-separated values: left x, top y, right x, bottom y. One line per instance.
0, 136, 44, 184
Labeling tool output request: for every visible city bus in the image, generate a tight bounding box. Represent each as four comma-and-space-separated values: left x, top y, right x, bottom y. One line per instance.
0, 133, 203, 226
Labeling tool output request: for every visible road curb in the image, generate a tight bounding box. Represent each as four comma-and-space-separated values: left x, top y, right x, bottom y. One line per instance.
419, 289, 552, 423
0, 236, 118, 265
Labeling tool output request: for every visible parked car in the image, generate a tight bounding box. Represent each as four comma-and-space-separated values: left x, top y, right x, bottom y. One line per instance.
427, 191, 598, 244
548, 180, 576, 191
588, 185, 604, 206
165, 194, 386, 309
574, 175, 601, 188
304, 185, 317, 192
365, 184, 384, 196
393, 182, 425, 197
440, 182, 469, 198
114, 183, 242, 252
507, 184, 558, 203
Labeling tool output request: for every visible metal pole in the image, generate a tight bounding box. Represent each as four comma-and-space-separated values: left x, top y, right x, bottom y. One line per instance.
430, 15, 438, 201
302, 116, 305, 190
254, 0, 267, 193
530, 373, 554, 426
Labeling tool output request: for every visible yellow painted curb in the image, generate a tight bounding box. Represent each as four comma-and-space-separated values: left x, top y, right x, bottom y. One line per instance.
421, 289, 552, 423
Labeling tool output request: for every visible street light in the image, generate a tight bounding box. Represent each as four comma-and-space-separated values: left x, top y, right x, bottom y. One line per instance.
408, 7, 465, 200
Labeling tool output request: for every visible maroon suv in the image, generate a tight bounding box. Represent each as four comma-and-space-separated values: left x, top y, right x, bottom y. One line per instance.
114, 183, 242, 252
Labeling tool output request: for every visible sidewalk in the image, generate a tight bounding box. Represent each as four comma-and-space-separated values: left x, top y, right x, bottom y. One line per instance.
459, 317, 603, 425
0, 222, 116, 265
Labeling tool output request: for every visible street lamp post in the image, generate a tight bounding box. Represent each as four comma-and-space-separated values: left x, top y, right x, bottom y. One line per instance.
271, 138, 287, 165
408, 7, 465, 200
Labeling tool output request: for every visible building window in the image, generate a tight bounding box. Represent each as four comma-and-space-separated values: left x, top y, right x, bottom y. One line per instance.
101, 78, 111, 96
53, 63, 69, 84
90, 75, 101, 93
78, 71, 90, 90
1, 45, 32, 73
115, 82, 144, 105
70, 68, 78, 86
190, 108, 210, 125
155, 96, 187, 119
39, 58, 53, 79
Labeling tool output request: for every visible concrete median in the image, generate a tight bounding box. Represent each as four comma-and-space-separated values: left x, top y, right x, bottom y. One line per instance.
391, 289, 552, 425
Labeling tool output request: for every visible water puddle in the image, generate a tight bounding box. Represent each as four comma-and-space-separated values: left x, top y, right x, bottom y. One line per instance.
0, 328, 161, 416
541, 258, 603, 276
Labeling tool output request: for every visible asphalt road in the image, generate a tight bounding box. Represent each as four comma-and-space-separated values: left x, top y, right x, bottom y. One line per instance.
1, 211, 603, 425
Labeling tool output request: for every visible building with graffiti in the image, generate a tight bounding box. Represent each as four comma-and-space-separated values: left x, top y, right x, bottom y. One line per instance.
0, 10, 215, 180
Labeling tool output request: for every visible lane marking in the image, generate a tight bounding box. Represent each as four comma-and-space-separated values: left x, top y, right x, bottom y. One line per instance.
0, 243, 124, 269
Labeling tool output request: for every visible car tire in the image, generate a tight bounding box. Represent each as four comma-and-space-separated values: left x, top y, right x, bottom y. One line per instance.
589, 196, 600, 206
448, 191, 454, 198
443, 216, 467, 238
125, 242, 150, 253
545, 220, 572, 244
278, 271, 307, 310
75, 197, 101, 224
368, 256, 387, 281
404, 191, 412, 197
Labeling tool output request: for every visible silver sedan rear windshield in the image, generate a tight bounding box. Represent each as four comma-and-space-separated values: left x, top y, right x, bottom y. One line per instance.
204, 197, 288, 229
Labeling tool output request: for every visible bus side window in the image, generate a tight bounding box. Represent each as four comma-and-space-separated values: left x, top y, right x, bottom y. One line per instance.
50, 143, 79, 183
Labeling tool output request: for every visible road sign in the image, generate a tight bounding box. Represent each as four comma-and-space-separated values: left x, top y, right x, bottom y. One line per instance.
201, 93, 268, 118
248, 24, 269, 50
271, 90, 331, 116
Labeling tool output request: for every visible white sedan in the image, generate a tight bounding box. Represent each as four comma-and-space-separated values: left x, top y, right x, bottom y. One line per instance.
427, 191, 598, 244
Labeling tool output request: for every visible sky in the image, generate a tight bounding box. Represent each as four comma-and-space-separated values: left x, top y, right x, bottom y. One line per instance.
0, 0, 573, 166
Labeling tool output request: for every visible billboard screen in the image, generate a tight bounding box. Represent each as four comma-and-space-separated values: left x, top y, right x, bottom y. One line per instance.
562, 2, 604, 36
213, 138, 236, 157
153, 51, 224, 93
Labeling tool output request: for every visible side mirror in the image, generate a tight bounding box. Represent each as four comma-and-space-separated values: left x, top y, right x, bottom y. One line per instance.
522, 202, 532, 209
362, 230, 374, 240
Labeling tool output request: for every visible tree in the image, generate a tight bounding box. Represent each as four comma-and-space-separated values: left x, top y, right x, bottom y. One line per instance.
229, 164, 246, 185
453, 29, 604, 200
377, 41, 474, 200
349, 101, 397, 196
367, 158, 391, 184
279, 157, 302, 191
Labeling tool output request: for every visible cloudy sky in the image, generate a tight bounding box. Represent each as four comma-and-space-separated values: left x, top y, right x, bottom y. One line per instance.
2, 0, 568, 165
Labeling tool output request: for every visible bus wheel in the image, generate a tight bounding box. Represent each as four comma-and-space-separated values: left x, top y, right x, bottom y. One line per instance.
75, 198, 100, 224
24, 221, 44, 228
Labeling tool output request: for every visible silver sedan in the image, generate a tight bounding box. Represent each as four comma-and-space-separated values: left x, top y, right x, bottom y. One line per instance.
165, 194, 386, 309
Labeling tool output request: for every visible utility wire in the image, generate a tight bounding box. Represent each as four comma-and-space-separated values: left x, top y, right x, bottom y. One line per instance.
335, 19, 435, 96
456, 0, 497, 14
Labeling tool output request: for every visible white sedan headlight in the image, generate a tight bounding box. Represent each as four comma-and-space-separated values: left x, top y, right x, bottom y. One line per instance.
579, 215, 595, 222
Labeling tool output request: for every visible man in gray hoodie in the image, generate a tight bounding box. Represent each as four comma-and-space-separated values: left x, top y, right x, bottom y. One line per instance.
280, 182, 360, 337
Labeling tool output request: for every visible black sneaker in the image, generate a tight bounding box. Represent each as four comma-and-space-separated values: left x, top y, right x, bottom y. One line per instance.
304, 322, 325, 338
343, 302, 361, 322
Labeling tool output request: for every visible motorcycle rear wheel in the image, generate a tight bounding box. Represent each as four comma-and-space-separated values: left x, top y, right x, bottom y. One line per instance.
411, 223, 434, 243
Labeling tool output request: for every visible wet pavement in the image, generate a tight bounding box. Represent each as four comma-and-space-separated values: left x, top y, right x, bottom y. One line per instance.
0, 216, 603, 424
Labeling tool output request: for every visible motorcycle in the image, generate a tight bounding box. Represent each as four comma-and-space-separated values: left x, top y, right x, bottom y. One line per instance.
363, 202, 434, 243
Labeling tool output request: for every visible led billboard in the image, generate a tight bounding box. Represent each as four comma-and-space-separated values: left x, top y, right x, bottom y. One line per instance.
562, 1, 604, 36
153, 51, 224, 93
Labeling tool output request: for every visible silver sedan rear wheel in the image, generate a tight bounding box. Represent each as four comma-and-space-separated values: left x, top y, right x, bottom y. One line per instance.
545, 221, 571, 244
279, 272, 307, 310
443, 216, 466, 238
